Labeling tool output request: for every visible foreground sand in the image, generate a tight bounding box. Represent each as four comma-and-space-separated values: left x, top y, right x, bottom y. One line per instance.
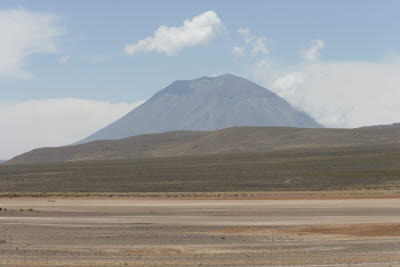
1, 197, 400, 266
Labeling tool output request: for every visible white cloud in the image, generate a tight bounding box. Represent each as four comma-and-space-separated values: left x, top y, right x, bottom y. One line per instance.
272, 72, 304, 99
237, 27, 254, 43
251, 37, 268, 55
124, 11, 222, 56
0, 8, 63, 79
59, 55, 70, 63
232, 46, 245, 57
234, 27, 268, 57
0, 99, 144, 160
252, 57, 400, 128
237, 27, 250, 36
300, 39, 325, 61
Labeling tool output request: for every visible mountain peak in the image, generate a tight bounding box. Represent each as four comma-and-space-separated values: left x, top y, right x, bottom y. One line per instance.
198, 73, 237, 80
155, 74, 243, 97
174, 73, 239, 84
78, 74, 322, 144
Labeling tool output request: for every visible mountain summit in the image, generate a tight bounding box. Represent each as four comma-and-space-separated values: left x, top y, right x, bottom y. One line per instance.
78, 74, 321, 144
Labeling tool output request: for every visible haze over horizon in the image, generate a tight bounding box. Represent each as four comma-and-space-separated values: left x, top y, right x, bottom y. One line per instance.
1, 0, 400, 159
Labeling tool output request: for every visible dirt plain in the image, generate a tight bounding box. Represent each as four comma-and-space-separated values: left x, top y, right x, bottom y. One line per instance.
1, 197, 400, 266
1, 144, 400, 266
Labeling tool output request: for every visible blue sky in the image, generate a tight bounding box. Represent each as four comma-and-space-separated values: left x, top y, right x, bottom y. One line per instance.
2, 0, 399, 101
1, 0, 400, 159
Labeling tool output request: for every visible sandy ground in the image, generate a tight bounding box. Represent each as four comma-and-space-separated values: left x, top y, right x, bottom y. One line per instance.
1, 197, 400, 266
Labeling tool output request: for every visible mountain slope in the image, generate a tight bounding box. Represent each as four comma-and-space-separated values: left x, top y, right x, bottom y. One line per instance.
8, 126, 400, 165
78, 74, 321, 144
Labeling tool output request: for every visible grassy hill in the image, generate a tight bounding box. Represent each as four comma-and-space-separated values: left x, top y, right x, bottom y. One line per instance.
7, 126, 400, 165
0, 144, 399, 194
3, 126, 399, 194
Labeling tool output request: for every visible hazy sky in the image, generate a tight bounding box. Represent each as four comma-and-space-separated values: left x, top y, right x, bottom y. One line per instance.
1, 0, 400, 159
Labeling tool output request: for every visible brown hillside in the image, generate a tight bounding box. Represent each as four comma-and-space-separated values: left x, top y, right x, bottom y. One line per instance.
7, 126, 400, 165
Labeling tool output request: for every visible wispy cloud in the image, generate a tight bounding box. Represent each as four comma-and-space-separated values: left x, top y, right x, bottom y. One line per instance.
251, 37, 268, 55
237, 27, 253, 43
124, 11, 222, 56
300, 39, 325, 61
233, 27, 268, 57
232, 46, 245, 57
59, 55, 70, 63
0, 8, 63, 79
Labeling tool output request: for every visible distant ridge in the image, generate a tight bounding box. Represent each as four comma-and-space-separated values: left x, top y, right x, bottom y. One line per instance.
8, 126, 400, 165
77, 74, 321, 144
360, 122, 400, 128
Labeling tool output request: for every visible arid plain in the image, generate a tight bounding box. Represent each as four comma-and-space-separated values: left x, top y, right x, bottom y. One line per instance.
1, 128, 400, 266
1, 196, 400, 266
